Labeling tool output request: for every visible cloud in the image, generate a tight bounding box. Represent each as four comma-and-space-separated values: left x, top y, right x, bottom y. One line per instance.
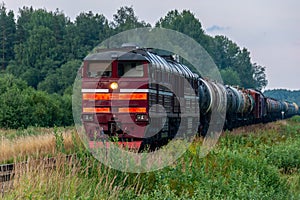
295, 41, 300, 46
206, 25, 230, 32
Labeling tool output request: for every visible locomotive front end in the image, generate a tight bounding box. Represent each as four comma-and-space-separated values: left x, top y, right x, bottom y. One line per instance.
81, 50, 150, 149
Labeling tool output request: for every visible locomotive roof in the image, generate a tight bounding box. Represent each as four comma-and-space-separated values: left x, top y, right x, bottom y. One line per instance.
84, 50, 148, 61
84, 48, 199, 79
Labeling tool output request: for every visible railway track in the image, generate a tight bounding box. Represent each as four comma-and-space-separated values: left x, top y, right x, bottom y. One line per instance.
0, 154, 76, 196
0, 163, 14, 183
0, 163, 15, 197
0, 155, 76, 183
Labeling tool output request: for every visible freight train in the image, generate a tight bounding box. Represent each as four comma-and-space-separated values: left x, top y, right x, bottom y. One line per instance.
80, 45, 299, 150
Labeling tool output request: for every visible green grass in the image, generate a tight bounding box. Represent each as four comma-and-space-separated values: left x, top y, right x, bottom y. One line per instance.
0, 126, 75, 140
3, 116, 300, 199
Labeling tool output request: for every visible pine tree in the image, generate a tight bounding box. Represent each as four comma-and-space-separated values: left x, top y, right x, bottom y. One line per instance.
0, 3, 16, 70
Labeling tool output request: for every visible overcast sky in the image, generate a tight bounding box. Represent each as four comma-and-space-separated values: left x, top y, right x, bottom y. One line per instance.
5, 0, 300, 90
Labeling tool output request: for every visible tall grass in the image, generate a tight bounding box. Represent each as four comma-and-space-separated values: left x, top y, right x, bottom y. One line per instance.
0, 127, 75, 164
5, 155, 132, 199
2, 117, 300, 199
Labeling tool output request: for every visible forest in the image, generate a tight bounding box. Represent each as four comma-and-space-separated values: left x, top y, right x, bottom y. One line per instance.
264, 89, 300, 106
0, 4, 269, 129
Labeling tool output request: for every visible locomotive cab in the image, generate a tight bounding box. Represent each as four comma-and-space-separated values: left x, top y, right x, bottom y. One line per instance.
81, 50, 150, 148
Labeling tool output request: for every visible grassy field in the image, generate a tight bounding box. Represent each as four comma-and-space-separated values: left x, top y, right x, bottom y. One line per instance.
1, 117, 300, 199
0, 126, 75, 164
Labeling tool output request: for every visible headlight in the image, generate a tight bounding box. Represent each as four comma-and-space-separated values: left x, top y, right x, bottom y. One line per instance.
82, 114, 94, 122
110, 82, 118, 90
136, 114, 148, 122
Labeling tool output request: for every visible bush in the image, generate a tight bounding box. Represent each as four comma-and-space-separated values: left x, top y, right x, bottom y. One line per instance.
0, 74, 73, 129
266, 138, 300, 174
133, 147, 290, 199
290, 115, 300, 123
3, 126, 299, 199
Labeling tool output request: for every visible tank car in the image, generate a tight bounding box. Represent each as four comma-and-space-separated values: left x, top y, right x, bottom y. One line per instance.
197, 79, 227, 135
265, 97, 284, 122
224, 87, 255, 129
284, 101, 299, 117
246, 89, 266, 122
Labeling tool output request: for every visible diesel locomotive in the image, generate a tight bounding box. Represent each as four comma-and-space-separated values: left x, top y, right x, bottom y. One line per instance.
80, 45, 299, 150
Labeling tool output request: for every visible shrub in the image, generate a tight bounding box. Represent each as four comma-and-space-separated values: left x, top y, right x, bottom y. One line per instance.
0, 74, 73, 129
266, 138, 300, 174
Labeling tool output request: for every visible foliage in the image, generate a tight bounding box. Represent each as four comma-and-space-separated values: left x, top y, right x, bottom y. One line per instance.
266, 139, 300, 174
156, 10, 208, 47
112, 6, 151, 33
53, 126, 66, 153
2, 5, 267, 92
264, 89, 300, 106
4, 118, 300, 199
220, 67, 241, 86
0, 3, 16, 70
0, 5, 270, 130
213, 38, 261, 89
253, 63, 268, 90
71, 11, 111, 59
0, 74, 73, 129
156, 11, 267, 89
37, 59, 82, 94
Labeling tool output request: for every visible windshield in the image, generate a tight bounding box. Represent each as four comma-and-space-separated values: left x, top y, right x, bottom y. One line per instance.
118, 62, 144, 77
87, 62, 112, 77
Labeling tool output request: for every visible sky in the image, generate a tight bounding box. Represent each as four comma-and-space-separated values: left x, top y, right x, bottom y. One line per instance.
4, 0, 300, 90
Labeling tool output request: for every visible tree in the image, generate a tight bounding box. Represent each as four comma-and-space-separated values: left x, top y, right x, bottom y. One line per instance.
211, 35, 240, 70
62, 11, 110, 60
11, 26, 57, 88
75, 11, 108, 45
235, 48, 256, 88
0, 74, 31, 128
37, 74, 59, 94
15, 6, 34, 43
57, 59, 82, 92
0, 86, 31, 128
156, 10, 209, 49
0, 3, 16, 70
264, 89, 300, 106
210, 36, 259, 88
9, 8, 70, 87
253, 63, 267, 90
25, 26, 57, 68
112, 6, 150, 33
0, 73, 27, 93
0, 74, 73, 128
156, 10, 264, 89
220, 68, 241, 86
20, 68, 42, 88
38, 59, 81, 94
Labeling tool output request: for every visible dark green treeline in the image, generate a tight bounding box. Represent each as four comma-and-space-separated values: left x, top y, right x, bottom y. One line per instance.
0, 4, 268, 128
